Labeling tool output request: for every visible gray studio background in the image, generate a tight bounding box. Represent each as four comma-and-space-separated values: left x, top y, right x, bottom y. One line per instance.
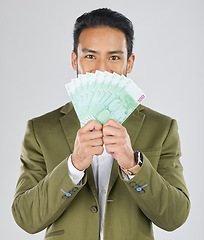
1, 0, 203, 239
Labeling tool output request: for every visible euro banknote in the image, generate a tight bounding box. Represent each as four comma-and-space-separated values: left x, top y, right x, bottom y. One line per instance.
65, 71, 146, 127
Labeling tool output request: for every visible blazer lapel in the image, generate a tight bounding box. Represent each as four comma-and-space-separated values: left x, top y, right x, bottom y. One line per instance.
86, 165, 98, 200
60, 102, 80, 152
123, 104, 146, 148
107, 159, 119, 196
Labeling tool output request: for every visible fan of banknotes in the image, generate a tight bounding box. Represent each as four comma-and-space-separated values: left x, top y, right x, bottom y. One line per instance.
65, 71, 146, 127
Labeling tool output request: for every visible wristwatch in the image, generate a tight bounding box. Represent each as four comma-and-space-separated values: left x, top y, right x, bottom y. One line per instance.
121, 151, 143, 175
136, 151, 143, 167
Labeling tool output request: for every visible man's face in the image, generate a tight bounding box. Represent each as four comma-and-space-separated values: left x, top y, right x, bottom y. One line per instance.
71, 27, 135, 76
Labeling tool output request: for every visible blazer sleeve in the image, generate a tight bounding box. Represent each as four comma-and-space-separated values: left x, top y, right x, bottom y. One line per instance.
12, 120, 87, 234
119, 119, 190, 231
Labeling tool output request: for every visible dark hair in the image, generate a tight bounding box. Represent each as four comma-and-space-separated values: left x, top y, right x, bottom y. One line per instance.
73, 8, 134, 59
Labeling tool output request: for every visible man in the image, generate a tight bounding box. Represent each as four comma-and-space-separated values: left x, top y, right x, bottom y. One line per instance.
12, 8, 190, 240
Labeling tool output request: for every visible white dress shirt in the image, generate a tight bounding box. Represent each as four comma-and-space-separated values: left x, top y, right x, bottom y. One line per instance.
67, 146, 133, 240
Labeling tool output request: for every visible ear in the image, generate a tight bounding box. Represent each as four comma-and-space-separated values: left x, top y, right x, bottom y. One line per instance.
71, 51, 78, 71
126, 53, 135, 74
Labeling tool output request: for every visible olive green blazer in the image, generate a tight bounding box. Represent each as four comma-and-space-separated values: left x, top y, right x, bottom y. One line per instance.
12, 102, 190, 240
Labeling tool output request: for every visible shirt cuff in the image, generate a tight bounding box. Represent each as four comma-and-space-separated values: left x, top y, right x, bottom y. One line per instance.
121, 169, 135, 180
67, 155, 85, 185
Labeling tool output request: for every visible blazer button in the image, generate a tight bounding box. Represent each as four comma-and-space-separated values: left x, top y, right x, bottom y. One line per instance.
139, 189, 145, 194
72, 187, 78, 192
62, 192, 72, 199
90, 206, 98, 213
129, 181, 139, 188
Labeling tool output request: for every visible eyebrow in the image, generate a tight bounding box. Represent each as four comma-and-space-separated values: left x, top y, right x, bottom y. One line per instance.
82, 48, 98, 53
81, 48, 124, 55
108, 50, 124, 55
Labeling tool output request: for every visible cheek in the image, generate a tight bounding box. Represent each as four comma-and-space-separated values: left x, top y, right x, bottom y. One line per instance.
78, 59, 95, 74
77, 61, 86, 74
109, 62, 127, 75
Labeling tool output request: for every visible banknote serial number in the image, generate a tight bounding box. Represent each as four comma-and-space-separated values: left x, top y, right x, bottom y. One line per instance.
138, 95, 145, 102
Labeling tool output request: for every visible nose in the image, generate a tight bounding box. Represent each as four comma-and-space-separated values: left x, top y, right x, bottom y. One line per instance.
93, 59, 112, 73
95, 59, 106, 72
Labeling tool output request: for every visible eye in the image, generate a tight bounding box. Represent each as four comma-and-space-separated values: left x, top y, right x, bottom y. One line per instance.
85, 54, 95, 59
110, 56, 120, 60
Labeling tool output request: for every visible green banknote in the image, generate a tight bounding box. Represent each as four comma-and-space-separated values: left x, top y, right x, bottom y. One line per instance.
65, 71, 146, 126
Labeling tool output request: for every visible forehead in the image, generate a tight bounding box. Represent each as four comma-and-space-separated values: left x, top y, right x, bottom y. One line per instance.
78, 26, 127, 53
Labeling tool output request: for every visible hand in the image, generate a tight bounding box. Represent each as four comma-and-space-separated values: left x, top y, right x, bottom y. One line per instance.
72, 120, 103, 171
103, 119, 135, 169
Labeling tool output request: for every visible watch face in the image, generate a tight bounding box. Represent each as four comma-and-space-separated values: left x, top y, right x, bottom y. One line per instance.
138, 159, 142, 167
138, 152, 143, 166
140, 152, 143, 161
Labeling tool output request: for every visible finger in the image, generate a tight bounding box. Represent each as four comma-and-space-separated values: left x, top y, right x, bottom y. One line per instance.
89, 138, 103, 147
103, 136, 119, 145
103, 119, 121, 128
103, 125, 122, 137
94, 146, 104, 156
77, 128, 103, 143
86, 129, 103, 140
89, 145, 104, 156
82, 120, 103, 132
105, 144, 117, 155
